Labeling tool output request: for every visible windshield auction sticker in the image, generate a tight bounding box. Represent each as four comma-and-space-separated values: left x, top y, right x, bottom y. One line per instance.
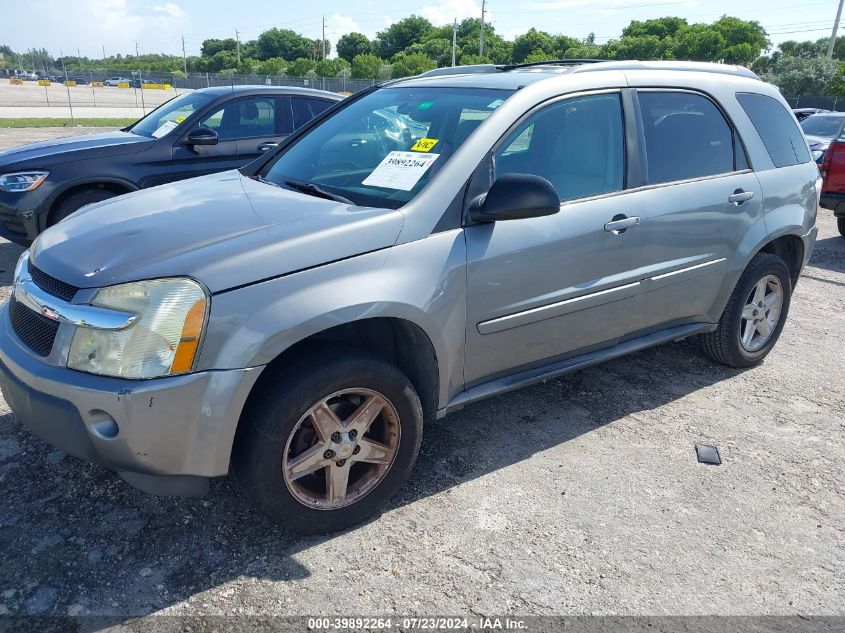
410, 137, 439, 152
362, 151, 440, 191
151, 120, 179, 138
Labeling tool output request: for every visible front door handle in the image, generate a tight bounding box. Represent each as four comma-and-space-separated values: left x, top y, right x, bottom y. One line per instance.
604, 215, 641, 234
729, 189, 754, 205
257, 142, 279, 152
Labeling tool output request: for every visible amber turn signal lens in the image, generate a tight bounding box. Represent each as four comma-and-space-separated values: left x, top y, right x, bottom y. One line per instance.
170, 298, 207, 374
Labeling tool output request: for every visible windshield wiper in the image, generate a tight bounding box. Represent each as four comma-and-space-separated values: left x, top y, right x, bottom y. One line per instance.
253, 175, 280, 188
283, 179, 354, 205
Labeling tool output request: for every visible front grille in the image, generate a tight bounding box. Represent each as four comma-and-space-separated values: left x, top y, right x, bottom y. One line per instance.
29, 263, 78, 302
9, 297, 59, 357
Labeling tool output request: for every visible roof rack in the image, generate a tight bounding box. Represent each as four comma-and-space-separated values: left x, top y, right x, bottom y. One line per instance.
496, 59, 603, 71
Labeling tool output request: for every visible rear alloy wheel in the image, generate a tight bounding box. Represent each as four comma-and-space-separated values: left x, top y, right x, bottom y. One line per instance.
701, 252, 792, 368
234, 349, 423, 534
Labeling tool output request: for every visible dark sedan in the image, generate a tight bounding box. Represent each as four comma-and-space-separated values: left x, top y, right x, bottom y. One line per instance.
0, 85, 343, 245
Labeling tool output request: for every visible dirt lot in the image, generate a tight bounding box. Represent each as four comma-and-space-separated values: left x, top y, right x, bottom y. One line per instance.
0, 127, 843, 621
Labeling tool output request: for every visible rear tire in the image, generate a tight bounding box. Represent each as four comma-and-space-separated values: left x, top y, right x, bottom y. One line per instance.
233, 348, 423, 535
838, 217, 845, 237
51, 188, 119, 225
701, 253, 792, 368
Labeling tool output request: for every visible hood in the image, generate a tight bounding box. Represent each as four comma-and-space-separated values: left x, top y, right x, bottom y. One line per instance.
0, 130, 152, 167
805, 134, 831, 150
30, 171, 405, 294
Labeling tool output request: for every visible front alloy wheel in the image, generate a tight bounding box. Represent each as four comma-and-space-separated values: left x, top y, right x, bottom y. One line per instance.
283, 389, 401, 509
234, 348, 423, 534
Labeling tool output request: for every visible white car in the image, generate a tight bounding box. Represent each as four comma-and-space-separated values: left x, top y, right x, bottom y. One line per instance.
103, 77, 129, 86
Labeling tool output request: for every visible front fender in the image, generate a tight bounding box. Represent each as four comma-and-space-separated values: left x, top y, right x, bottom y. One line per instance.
199, 230, 468, 408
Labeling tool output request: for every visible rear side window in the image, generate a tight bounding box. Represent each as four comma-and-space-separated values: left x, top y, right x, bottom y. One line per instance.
638, 91, 737, 185
737, 93, 811, 167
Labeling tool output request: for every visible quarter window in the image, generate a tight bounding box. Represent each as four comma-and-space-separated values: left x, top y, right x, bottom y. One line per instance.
738, 92, 812, 167
291, 98, 333, 130
495, 93, 625, 202
639, 91, 737, 185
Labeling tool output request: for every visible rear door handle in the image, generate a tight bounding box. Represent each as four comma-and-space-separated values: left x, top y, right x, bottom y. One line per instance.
604, 215, 640, 233
257, 142, 279, 152
729, 189, 754, 205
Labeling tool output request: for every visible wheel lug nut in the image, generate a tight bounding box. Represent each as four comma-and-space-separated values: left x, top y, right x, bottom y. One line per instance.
331, 432, 341, 442
324, 449, 335, 459
349, 430, 357, 440
336, 459, 346, 467
353, 445, 361, 455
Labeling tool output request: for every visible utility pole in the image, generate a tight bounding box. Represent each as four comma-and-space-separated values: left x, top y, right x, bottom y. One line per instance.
135, 41, 140, 58
452, 18, 457, 67
102, 45, 107, 73
60, 50, 74, 125
322, 15, 326, 59
236, 30, 241, 64
182, 34, 188, 74
828, 0, 845, 58
479, 0, 486, 58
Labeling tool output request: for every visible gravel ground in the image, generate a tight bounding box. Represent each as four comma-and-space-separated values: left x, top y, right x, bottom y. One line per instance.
0, 128, 843, 621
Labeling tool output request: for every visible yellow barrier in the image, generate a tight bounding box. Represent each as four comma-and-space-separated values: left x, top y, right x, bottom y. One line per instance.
64, 80, 77, 87
142, 83, 171, 90
10, 78, 23, 85
92, 81, 104, 87
118, 82, 130, 88
38, 79, 51, 86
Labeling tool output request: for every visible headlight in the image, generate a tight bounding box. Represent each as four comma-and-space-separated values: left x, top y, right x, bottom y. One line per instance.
812, 149, 826, 162
0, 171, 49, 192
67, 278, 208, 379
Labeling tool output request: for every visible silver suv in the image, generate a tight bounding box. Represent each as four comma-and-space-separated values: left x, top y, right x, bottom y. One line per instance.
0, 61, 819, 534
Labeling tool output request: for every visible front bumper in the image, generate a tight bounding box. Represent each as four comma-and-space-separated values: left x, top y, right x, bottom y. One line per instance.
0, 193, 44, 245
0, 301, 263, 496
820, 192, 845, 217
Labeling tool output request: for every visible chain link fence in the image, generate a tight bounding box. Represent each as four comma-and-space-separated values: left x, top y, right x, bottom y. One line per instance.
0, 70, 376, 117
783, 96, 845, 111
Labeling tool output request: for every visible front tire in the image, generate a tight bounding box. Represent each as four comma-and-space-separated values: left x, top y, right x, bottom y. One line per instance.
233, 349, 423, 535
701, 253, 793, 368
51, 187, 119, 226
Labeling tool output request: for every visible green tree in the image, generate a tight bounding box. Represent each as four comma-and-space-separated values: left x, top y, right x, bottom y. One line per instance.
623, 17, 688, 40
351, 53, 383, 79
256, 57, 287, 75
201, 38, 237, 57
512, 28, 556, 63
207, 50, 239, 72
711, 17, 769, 65
390, 52, 436, 77
254, 28, 312, 61
337, 33, 372, 63
763, 56, 842, 95
673, 24, 726, 61
604, 35, 674, 60
375, 15, 433, 58
290, 57, 316, 76
315, 57, 350, 77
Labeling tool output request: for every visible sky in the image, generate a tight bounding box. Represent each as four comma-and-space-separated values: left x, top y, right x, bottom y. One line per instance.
3, 0, 842, 59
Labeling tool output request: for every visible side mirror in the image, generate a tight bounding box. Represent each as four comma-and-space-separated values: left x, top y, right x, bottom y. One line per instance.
185, 128, 219, 146
470, 173, 560, 223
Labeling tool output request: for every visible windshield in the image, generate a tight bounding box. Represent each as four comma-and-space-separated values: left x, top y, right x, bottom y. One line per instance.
261, 87, 513, 209
800, 115, 845, 139
130, 91, 214, 138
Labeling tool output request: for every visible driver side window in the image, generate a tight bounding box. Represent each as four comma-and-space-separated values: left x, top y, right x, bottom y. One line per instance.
495, 93, 624, 202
